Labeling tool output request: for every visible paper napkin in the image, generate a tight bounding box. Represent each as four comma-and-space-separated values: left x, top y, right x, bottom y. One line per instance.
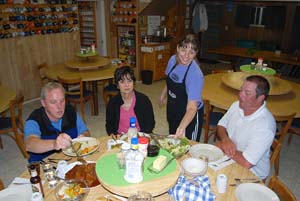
208, 156, 235, 171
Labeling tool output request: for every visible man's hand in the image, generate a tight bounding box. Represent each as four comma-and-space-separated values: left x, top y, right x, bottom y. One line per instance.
54, 133, 72, 150
216, 138, 237, 158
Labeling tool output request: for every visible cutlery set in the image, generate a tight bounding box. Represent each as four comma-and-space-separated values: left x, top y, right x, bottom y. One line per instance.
229, 178, 261, 186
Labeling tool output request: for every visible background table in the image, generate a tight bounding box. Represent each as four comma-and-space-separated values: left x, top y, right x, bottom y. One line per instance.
65, 56, 111, 71
203, 73, 300, 117
0, 85, 16, 113
19, 136, 259, 201
46, 63, 117, 115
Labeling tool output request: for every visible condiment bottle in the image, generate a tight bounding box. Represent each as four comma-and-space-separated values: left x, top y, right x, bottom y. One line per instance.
127, 117, 138, 143
138, 137, 149, 157
30, 168, 44, 197
124, 148, 144, 183
131, 137, 139, 150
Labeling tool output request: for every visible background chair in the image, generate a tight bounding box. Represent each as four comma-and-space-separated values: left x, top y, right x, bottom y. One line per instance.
270, 138, 282, 177
287, 118, 300, 145
202, 99, 223, 143
274, 113, 296, 144
268, 175, 296, 201
0, 178, 4, 190
0, 95, 28, 158
37, 62, 52, 85
102, 82, 119, 106
58, 77, 94, 123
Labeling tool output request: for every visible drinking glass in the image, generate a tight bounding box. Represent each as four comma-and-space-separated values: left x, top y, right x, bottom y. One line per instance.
42, 163, 58, 188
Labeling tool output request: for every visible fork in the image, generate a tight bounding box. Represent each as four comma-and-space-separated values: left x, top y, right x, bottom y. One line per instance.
71, 142, 87, 164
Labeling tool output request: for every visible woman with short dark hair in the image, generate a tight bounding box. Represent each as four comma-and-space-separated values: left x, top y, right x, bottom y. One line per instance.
106, 66, 155, 135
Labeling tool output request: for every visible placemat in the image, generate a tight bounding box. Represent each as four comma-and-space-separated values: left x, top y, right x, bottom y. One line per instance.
240, 65, 276, 75
96, 149, 176, 186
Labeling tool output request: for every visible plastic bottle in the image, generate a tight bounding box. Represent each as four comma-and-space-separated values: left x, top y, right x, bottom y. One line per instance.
127, 117, 138, 143
30, 168, 44, 197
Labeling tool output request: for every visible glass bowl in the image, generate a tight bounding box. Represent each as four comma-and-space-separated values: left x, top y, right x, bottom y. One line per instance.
55, 179, 89, 201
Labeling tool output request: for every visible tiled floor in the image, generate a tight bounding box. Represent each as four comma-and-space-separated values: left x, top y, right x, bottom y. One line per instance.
0, 65, 299, 200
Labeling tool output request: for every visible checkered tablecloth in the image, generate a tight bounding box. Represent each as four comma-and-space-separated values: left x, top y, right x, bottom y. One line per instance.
168, 175, 216, 201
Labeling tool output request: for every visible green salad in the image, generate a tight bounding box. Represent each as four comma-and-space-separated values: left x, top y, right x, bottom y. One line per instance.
158, 137, 190, 158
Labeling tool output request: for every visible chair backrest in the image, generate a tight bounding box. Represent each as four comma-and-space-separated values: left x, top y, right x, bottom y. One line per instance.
57, 76, 83, 99
211, 69, 234, 74
37, 62, 49, 85
9, 94, 25, 132
0, 178, 4, 190
274, 112, 296, 144
268, 175, 296, 201
203, 99, 213, 143
270, 138, 281, 172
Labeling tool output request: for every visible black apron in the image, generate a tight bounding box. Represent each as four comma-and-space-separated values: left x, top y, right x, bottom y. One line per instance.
166, 62, 203, 142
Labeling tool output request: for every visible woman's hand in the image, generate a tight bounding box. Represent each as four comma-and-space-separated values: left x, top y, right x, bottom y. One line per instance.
175, 127, 185, 138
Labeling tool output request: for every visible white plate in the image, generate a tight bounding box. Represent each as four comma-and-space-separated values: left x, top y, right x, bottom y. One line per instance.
235, 183, 279, 201
62, 137, 99, 157
189, 144, 223, 162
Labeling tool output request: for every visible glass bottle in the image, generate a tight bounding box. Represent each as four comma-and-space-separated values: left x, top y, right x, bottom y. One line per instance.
30, 169, 44, 197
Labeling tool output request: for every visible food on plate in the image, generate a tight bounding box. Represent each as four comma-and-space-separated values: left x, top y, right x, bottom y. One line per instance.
56, 181, 86, 200
95, 196, 122, 201
111, 143, 122, 149
72, 142, 82, 152
65, 163, 100, 187
158, 137, 190, 158
79, 145, 98, 155
153, 155, 167, 171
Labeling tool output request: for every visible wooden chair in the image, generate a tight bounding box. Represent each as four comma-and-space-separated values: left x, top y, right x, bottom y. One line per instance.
202, 69, 233, 143
287, 118, 300, 145
274, 113, 296, 144
0, 95, 28, 158
58, 77, 94, 123
0, 178, 4, 190
268, 175, 296, 201
202, 99, 223, 143
37, 62, 51, 85
103, 82, 119, 106
270, 138, 282, 176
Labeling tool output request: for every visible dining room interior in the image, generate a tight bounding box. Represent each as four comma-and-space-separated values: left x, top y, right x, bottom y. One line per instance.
1, 0, 300, 200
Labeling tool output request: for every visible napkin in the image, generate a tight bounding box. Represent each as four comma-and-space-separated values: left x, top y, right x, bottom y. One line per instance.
56, 161, 81, 179
168, 175, 216, 201
208, 156, 235, 171
0, 178, 32, 201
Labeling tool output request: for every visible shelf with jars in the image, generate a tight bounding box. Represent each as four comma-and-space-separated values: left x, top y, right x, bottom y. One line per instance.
78, 0, 97, 48
0, 2, 78, 39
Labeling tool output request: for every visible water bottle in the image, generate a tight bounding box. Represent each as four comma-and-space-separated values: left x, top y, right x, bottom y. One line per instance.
127, 117, 138, 143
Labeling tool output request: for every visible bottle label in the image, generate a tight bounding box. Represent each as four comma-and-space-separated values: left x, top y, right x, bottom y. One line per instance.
32, 183, 43, 194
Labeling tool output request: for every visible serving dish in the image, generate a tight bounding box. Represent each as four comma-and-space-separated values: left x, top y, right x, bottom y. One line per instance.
55, 179, 89, 201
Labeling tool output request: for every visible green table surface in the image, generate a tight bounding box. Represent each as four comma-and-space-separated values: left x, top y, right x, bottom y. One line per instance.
96, 149, 177, 186
240, 64, 276, 75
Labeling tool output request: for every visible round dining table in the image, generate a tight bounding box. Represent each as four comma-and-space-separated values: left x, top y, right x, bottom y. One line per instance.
19, 136, 260, 201
0, 85, 16, 114
45, 63, 117, 115
203, 73, 300, 117
65, 56, 111, 71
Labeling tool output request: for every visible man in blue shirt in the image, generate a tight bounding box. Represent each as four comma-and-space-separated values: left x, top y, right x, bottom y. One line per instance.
24, 82, 90, 162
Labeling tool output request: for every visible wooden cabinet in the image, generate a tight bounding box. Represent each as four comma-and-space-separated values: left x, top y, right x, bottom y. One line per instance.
78, 0, 97, 48
140, 43, 170, 81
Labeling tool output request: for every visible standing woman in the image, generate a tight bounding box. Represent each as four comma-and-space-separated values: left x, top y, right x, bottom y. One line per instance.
160, 34, 204, 142
106, 66, 155, 135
